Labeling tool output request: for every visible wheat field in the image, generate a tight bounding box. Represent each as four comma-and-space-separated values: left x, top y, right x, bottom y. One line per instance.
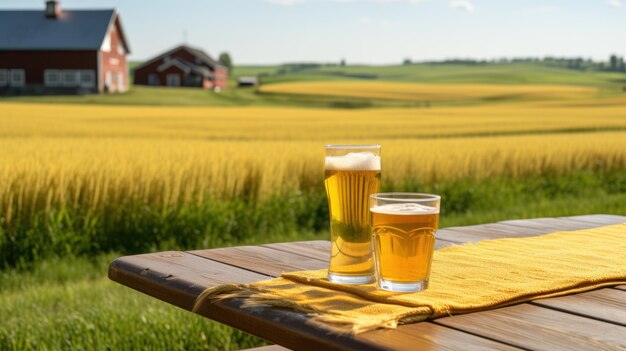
259, 81, 599, 102
2, 101, 626, 140
1, 101, 626, 228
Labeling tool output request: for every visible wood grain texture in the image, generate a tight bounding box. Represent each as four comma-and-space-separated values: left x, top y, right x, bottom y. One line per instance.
261, 241, 331, 261
435, 304, 626, 351
532, 289, 626, 326
428, 215, 626, 244
564, 214, 626, 226
499, 217, 612, 232
108, 251, 267, 310
358, 321, 521, 351
189, 246, 328, 276
240, 345, 291, 351
241, 346, 292, 351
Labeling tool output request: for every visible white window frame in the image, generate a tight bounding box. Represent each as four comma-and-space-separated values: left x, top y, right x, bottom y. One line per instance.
44, 69, 61, 87
79, 70, 95, 88
117, 41, 125, 55
10, 69, 25, 87
62, 70, 79, 87
0, 69, 7, 86
166, 73, 181, 87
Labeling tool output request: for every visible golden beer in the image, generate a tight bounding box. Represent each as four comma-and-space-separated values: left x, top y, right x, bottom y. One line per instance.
324, 147, 381, 284
370, 194, 440, 292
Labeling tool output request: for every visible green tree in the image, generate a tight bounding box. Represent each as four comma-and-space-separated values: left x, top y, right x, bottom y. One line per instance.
609, 54, 618, 71
219, 52, 233, 72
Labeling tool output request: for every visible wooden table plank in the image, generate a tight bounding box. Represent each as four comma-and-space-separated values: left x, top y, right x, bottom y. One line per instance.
358, 322, 521, 351
614, 285, 626, 292
435, 304, 626, 351
433, 228, 488, 244
260, 240, 331, 261
499, 217, 613, 232
108, 251, 267, 311
441, 223, 550, 243
531, 289, 626, 326
189, 246, 328, 276
565, 214, 626, 226
241, 346, 290, 351
429, 215, 626, 244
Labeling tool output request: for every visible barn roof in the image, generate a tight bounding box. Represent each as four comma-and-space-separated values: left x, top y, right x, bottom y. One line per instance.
134, 45, 226, 72
157, 58, 214, 78
0, 9, 130, 52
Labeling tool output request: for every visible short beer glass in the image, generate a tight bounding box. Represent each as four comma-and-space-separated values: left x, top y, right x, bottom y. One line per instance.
370, 193, 441, 292
325, 145, 381, 284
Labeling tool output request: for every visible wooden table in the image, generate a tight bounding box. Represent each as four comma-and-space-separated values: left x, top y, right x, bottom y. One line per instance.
109, 215, 626, 351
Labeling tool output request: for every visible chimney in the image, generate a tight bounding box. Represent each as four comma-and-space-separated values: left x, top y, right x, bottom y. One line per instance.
45, 0, 60, 19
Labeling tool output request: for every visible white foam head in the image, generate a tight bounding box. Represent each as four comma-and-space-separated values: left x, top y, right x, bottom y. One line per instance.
325, 152, 381, 171
371, 203, 439, 215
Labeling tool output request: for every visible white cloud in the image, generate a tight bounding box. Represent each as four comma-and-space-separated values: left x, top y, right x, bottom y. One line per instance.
449, 0, 475, 12
607, 0, 622, 7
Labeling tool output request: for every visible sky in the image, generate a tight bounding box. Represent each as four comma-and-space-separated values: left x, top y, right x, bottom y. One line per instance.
1, 0, 625, 64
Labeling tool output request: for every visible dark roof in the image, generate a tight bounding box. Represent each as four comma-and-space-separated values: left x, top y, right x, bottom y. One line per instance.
0, 9, 130, 52
135, 44, 226, 72
184, 46, 224, 69
158, 58, 214, 78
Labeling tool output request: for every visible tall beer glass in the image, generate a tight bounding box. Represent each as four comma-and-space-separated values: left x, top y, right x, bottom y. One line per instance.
325, 145, 381, 284
370, 193, 440, 292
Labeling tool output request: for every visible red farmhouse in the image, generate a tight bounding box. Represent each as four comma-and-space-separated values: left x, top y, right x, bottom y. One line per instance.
0, 0, 130, 94
134, 45, 228, 90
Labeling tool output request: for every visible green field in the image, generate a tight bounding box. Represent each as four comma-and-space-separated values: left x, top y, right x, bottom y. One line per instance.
1, 62, 626, 350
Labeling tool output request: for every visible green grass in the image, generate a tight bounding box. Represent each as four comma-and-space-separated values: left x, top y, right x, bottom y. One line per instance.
0, 255, 266, 351
248, 62, 626, 89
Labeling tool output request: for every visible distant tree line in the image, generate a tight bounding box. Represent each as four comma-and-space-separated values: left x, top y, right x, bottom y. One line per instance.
402, 55, 626, 72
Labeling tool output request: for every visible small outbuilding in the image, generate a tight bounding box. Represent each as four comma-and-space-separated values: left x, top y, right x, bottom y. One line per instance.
238, 76, 259, 87
133, 45, 228, 90
0, 0, 131, 94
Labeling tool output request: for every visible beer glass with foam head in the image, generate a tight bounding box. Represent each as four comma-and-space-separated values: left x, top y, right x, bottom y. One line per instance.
324, 145, 381, 284
370, 193, 441, 292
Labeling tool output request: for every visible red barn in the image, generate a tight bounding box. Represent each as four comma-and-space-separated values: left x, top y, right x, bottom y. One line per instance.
0, 0, 130, 94
134, 45, 228, 91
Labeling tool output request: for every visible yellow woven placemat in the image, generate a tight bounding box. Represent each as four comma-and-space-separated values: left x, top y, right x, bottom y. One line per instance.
194, 223, 626, 333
